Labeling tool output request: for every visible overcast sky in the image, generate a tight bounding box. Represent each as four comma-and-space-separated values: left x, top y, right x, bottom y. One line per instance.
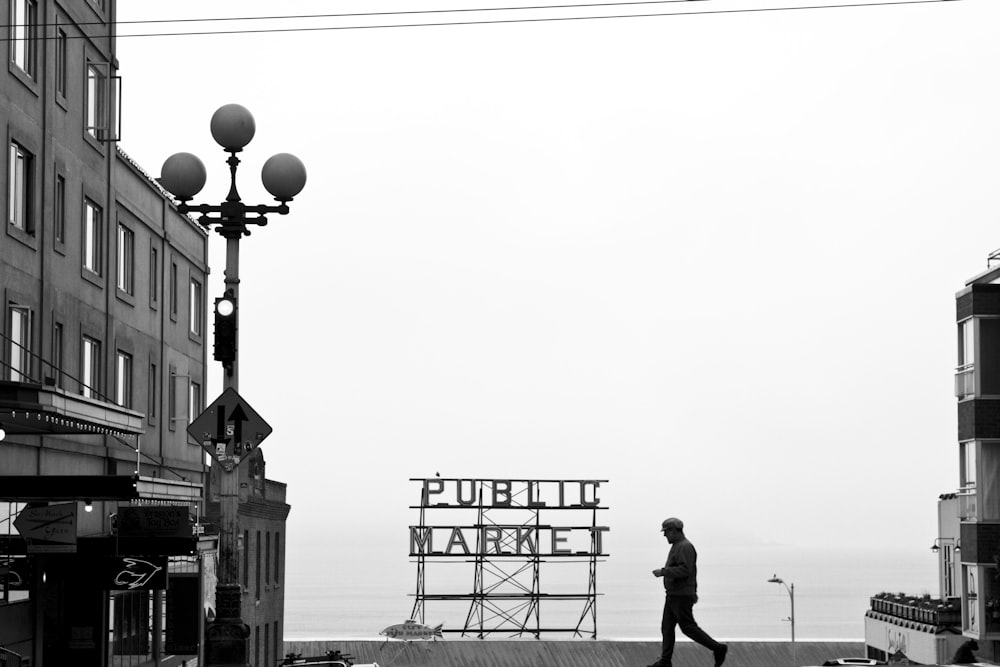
115, 0, 998, 577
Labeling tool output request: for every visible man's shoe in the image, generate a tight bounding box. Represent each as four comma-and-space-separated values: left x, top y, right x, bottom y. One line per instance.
713, 644, 728, 667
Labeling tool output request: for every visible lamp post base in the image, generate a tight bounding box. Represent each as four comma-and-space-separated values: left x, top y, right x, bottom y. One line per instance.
204, 584, 250, 667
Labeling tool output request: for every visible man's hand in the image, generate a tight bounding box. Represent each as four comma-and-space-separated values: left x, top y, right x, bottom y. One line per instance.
652, 568, 663, 577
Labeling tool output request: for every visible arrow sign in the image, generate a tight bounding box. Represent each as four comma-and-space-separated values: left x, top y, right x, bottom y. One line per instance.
14, 503, 77, 543
188, 388, 272, 471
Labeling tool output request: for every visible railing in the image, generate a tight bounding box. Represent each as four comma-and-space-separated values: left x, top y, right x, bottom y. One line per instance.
958, 484, 978, 521
0, 646, 25, 667
869, 595, 961, 626
956, 363, 975, 399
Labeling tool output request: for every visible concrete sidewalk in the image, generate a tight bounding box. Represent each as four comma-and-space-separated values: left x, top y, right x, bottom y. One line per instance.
284, 639, 868, 666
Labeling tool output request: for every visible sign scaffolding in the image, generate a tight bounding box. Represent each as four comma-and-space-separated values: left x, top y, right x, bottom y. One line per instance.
408, 477, 609, 639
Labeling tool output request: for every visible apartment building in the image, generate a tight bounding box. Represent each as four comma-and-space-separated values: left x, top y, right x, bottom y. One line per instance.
0, 1, 211, 665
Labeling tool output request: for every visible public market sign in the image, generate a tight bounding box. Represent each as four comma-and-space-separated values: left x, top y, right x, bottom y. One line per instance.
409, 478, 609, 557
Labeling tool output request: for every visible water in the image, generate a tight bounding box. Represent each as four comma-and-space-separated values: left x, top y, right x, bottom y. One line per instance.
284, 543, 936, 641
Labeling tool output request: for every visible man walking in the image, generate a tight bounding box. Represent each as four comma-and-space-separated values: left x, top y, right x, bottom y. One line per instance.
650, 518, 727, 667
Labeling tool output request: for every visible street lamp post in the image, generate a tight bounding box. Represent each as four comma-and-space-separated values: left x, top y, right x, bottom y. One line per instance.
159, 103, 306, 667
768, 574, 795, 667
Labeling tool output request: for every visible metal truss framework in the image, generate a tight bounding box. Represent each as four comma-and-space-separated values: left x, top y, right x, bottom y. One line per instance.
409, 478, 608, 639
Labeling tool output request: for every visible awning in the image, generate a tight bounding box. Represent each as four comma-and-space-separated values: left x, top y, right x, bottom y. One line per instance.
0, 475, 141, 501
0, 380, 144, 438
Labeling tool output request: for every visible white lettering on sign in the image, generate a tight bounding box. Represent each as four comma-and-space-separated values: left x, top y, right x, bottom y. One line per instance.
409, 525, 610, 556
420, 479, 604, 508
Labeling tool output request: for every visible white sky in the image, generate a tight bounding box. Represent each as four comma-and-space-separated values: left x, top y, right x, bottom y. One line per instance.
116, 0, 998, 580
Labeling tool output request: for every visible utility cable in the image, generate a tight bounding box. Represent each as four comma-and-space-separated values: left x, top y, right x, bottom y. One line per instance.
0, 0, 963, 40
110, 0, 967, 37
3, 0, 708, 29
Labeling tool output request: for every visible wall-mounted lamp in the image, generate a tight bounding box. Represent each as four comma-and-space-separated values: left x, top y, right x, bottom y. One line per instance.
84, 499, 93, 513
0, 423, 6, 441
931, 537, 959, 553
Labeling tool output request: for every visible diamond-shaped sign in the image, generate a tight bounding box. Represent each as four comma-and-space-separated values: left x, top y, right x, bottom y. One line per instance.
188, 388, 272, 471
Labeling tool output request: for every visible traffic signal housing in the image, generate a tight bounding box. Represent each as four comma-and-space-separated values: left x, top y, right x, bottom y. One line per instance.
214, 292, 237, 369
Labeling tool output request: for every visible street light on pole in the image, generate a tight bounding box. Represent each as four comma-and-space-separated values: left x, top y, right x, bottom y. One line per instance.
768, 574, 795, 667
159, 103, 306, 667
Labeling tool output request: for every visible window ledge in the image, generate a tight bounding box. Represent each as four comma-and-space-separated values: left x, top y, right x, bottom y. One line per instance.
81, 268, 104, 289
116, 288, 136, 307
7, 62, 39, 96
83, 130, 105, 155
6, 222, 38, 250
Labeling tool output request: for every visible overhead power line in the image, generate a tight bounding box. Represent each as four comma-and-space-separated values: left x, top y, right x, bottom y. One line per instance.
0, 0, 964, 40
3, 0, 709, 29
112, 0, 967, 37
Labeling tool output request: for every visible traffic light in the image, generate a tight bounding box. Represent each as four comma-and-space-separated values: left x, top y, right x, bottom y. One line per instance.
214, 291, 237, 368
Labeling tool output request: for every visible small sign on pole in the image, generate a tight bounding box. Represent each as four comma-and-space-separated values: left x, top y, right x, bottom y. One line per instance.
188, 388, 272, 471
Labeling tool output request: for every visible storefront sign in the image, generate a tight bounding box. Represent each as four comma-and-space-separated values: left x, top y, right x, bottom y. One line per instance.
118, 506, 191, 538
107, 556, 167, 590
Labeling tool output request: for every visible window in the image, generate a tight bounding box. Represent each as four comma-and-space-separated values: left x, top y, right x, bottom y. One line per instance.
8, 305, 30, 381
959, 318, 975, 368
943, 544, 955, 598
274, 532, 280, 586
81, 335, 100, 398
189, 278, 202, 335
242, 529, 249, 589
54, 174, 65, 244
167, 368, 176, 429
961, 441, 978, 521
265, 532, 271, 585
117, 223, 134, 294
149, 247, 159, 307
86, 64, 107, 139
148, 362, 157, 420
980, 442, 1000, 521
8, 142, 32, 232
55, 29, 67, 96
965, 566, 979, 633
51, 322, 63, 388
83, 199, 102, 275
170, 261, 178, 317
9, 0, 37, 78
115, 351, 132, 408
255, 530, 261, 600
188, 381, 201, 424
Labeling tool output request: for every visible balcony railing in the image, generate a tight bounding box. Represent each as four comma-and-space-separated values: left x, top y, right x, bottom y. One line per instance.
956, 364, 975, 399
869, 594, 961, 626
959, 484, 978, 521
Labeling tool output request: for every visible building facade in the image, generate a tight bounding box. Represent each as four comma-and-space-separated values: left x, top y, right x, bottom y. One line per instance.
0, 1, 289, 666
207, 449, 290, 667
864, 261, 1000, 664
0, 1, 212, 666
